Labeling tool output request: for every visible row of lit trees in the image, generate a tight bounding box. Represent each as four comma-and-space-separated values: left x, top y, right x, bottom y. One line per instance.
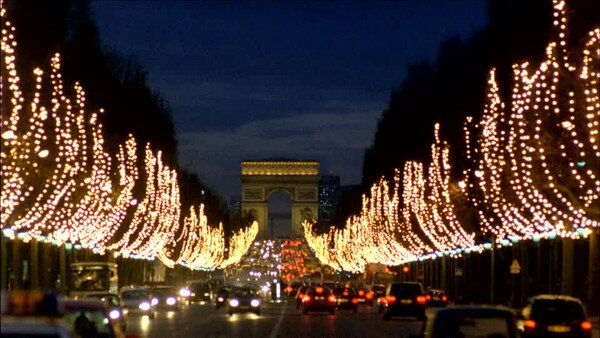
304, 0, 599, 272
0, 3, 258, 270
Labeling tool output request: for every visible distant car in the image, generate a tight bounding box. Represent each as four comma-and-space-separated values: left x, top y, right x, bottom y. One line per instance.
381, 282, 427, 320
517, 294, 592, 338
371, 284, 387, 299
331, 287, 358, 314
83, 292, 127, 331
227, 287, 261, 316
301, 286, 337, 315
295, 286, 309, 309
413, 305, 519, 338
424, 289, 448, 308
356, 287, 374, 306
215, 286, 233, 309
119, 287, 156, 319
62, 299, 126, 338
184, 280, 213, 304
151, 286, 180, 310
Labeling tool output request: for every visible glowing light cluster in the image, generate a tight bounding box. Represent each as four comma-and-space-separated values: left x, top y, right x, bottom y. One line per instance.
474, 0, 599, 242
280, 239, 308, 283
169, 205, 225, 270
0, 2, 259, 270
304, 0, 598, 270
303, 126, 474, 272
219, 221, 259, 269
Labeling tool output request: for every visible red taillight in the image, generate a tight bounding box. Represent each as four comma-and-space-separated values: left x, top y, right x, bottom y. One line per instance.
386, 295, 396, 304
358, 290, 365, 296
441, 295, 448, 302
343, 291, 349, 297
298, 293, 304, 299
316, 287, 323, 293
524, 320, 536, 330
328, 295, 336, 303
366, 292, 374, 300
581, 321, 592, 330
352, 298, 358, 304
302, 295, 311, 302
426, 295, 432, 301
416, 296, 426, 304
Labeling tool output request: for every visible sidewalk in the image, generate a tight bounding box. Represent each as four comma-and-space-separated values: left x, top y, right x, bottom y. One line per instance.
592, 316, 599, 338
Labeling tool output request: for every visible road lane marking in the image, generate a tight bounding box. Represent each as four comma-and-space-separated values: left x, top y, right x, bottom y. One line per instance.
268, 302, 287, 338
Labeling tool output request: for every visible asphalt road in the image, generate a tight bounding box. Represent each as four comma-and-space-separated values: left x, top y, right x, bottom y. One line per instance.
124, 299, 422, 338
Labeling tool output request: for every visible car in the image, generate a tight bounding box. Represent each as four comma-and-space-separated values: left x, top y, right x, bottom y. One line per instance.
150, 286, 180, 310
227, 287, 261, 316
331, 287, 358, 314
295, 285, 309, 309
424, 289, 448, 308
1, 291, 74, 338
119, 287, 156, 319
371, 284, 387, 299
183, 280, 213, 304
381, 282, 427, 320
215, 285, 233, 309
517, 294, 592, 338
412, 305, 519, 338
62, 299, 126, 338
356, 287, 374, 306
83, 292, 127, 331
1, 318, 75, 338
301, 286, 337, 315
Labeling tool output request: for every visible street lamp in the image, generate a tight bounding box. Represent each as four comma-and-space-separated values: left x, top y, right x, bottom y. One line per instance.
17, 230, 28, 241
2, 225, 15, 239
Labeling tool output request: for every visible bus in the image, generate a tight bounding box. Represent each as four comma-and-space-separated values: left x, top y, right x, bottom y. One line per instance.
70, 262, 118, 297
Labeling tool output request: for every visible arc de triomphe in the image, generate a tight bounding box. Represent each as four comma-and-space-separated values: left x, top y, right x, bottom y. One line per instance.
241, 160, 319, 238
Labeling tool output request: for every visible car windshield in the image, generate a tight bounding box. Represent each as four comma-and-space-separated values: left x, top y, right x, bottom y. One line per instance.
531, 299, 586, 322
308, 288, 331, 296
86, 294, 119, 307
436, 315, 512, 338
218, 287, 232, 294
189, 283, 209, 292
121, 290, 150, 299
63, 309, 114, 337
333, 288, 355, 296
232, 288, 255, 297
373, 286, 386, 292
390, 283, 422, 296
153, 288, 175, 296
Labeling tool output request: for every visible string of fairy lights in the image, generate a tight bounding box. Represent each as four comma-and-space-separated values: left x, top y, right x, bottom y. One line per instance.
304, 0, 599, 272
0, 2, 257, 270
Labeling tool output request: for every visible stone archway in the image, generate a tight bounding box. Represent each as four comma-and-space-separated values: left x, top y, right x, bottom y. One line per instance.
241, 160, 319, 239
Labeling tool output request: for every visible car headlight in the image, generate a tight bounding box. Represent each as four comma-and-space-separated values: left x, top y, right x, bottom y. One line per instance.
139, 302, 151, 311
109, 310, 121, 319
218, 297, 224, 302
166, 297, 177, 305
229, 299, 239, 307
262, 285, 270, 293
151, 298, 159, 306
251, 299, 260, 307
179, 288, 191, 297
204, 292, 210, 297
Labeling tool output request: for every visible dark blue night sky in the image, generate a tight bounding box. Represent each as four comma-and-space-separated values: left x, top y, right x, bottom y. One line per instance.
93, 1, 487, 198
